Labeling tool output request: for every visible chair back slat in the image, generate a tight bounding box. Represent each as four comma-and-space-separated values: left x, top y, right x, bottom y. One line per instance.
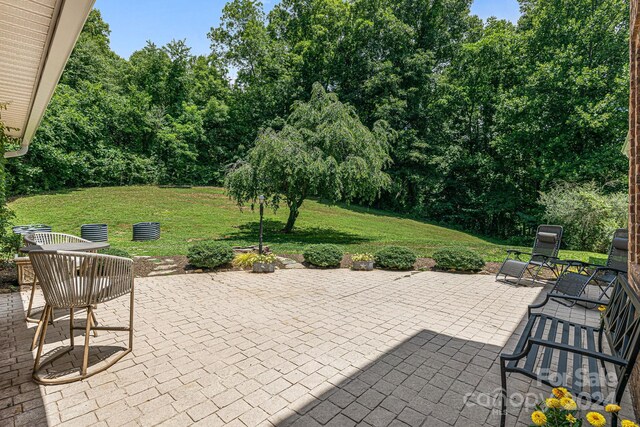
28, 251, 133, 308
531, 225, 563, 262
603, 275, 640, 395
606, 228, 628, 274
24, 232, 90, 246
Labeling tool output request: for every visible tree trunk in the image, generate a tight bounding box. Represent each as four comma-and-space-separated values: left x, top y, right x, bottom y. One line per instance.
283, 199, 302, 233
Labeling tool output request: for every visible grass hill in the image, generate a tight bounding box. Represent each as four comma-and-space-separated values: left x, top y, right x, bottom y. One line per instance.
9, 186, 601, 261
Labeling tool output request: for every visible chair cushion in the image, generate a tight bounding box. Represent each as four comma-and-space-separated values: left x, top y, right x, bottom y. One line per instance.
612, 237, 628, 251
538, 232, 558, 244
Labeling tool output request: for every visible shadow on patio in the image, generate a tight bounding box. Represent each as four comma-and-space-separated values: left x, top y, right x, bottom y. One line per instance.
275, 329, 509, 427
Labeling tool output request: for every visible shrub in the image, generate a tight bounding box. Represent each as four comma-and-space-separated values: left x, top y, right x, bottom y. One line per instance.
303, 244, 343, 267
432, 247, 484, 272
232, 252, 258, 268
99, 247, 131, 258
539, 182, 627, 252
374, 246, 416, 270
187, 241, 234, 269
352, 253, 374, 262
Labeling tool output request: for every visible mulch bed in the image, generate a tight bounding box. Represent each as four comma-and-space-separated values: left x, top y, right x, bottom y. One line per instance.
0, 255, 505, 292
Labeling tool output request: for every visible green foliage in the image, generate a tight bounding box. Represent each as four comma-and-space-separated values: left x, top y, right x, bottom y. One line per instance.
539, 182, 627, 252
99, 247, 132, 258
432, 247, 485, 272
351, 253, 374, 262
0, 103, 19, 260
5, 1, 629, 244
303, 244, 343, 267
374, 246, 416, 270
187, 241, 234, 268
225, 83, 391, 232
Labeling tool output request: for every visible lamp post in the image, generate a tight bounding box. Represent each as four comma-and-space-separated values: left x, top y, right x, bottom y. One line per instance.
258, 195, 265, 255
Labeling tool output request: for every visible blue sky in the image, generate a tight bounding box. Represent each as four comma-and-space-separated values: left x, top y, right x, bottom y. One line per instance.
94, 0, 521, 59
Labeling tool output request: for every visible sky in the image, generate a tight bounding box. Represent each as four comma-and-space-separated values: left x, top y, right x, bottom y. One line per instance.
94, 0, 521, 59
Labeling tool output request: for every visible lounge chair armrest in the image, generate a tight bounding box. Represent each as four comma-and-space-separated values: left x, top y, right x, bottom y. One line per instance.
592, 266, 626, 275
506, 249, 529, 255
528, 338, 627, 366
528, 294, 608, 316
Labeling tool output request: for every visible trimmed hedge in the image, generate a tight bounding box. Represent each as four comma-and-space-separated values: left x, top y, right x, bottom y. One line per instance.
374, 246, 416, 270
99, 247, 131, 258
187, 241, 234, 269
303, 244, 343, 267
432, 247, 484, 272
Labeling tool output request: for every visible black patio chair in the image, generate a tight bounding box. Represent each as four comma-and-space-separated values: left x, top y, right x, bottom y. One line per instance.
550, 228, 628, 306
496, 225, 563, 286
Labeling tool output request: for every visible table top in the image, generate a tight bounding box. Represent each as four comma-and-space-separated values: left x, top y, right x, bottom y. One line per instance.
19, 242, 110, 253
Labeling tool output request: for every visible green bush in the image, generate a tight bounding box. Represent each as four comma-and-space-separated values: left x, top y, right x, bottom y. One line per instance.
539, 182, 627, 252
187, 241, 234, 269
432, 247, 484, 272
374, 246, 416, 270
99, 247, 132, 258
303, 244, 343, 267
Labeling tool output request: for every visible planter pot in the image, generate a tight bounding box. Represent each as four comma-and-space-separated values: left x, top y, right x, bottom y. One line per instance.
352, 260, 374, 271
81, 223, 108, 242
253, 262, 275, 273
133, 222, 160, 241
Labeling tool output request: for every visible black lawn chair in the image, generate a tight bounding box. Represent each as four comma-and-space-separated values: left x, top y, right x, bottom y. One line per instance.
496, 225, 563, 286
550, 228, 628, 306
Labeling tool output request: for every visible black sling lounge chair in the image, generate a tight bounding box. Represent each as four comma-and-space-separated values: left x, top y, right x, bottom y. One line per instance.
496, 225, 563, 286
550, 228, 628, 305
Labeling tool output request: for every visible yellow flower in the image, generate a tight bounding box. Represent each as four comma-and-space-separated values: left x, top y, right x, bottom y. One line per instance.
606, 404, 622, 413
546, 398, 561, 408
566, 414, 577, 424
552, 387, 571, 398
622, 421, 639, 427
531, 410, 547, 426
561, 397, 577, 410
598, 305, 607, 312
586, 412, 606, 427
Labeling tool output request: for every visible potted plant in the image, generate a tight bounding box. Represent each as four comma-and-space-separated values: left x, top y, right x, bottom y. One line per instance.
252, 253, 277, 273
351, 253, 374, 271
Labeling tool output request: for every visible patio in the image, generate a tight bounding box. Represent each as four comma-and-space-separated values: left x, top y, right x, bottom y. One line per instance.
0, 269, 633, 426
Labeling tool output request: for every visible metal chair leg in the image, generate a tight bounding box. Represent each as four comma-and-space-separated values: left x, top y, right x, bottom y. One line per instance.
81, 306, 92, 376
31, 304, 50, 351
33, 307, 51, 372
69, 309, 75, 348
26, 280, 37, 321
500, 361, 508, 427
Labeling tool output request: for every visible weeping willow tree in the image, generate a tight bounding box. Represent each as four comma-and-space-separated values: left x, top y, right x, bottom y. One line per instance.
225, 83, 392, 232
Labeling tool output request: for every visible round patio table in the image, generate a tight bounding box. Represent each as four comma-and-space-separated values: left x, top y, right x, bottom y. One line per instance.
19, 242, 110, 253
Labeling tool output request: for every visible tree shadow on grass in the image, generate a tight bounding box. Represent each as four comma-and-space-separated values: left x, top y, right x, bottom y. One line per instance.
219, 219, 372, 246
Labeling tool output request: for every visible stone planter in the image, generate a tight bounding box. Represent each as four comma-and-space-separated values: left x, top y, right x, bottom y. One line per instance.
253, 262, 275, 273
351, 260, 374, 271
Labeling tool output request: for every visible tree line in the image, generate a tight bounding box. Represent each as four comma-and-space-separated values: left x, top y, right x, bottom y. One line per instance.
5, 0, 629, 239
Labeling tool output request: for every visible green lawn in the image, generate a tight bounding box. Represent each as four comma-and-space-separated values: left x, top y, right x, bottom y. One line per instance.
8, 186, 603, 262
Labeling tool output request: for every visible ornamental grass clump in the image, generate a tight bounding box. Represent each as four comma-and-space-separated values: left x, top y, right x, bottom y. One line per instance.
303, 244, 343, 267
432, 247, 484, 272
232, 252, 258, 268
528, 387, 638, 427
374, 246, 416, 270
187, 241, 234, 269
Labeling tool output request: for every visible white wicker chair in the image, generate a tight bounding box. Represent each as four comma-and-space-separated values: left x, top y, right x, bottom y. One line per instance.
28, 250, 134, 384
